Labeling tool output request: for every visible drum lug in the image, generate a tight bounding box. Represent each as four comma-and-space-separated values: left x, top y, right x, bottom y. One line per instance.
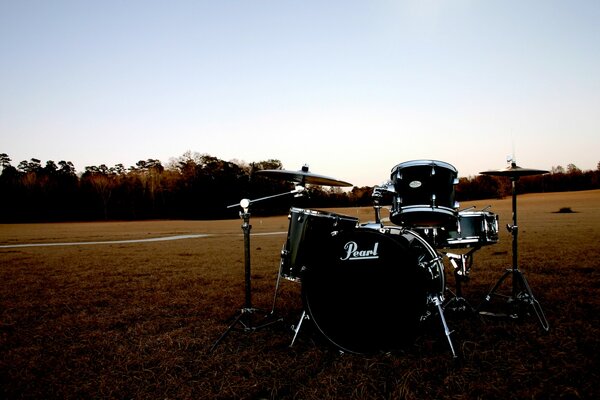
422, 256, 443, 280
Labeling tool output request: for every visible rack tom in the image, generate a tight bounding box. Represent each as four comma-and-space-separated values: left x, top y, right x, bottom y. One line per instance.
389, 160, 459, 227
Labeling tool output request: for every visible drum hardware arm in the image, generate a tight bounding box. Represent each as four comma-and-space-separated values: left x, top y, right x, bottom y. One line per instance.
226, 187, 306, 210
446, 251, 474, 280
372, 192, 383, 225
372, 182, 394, 225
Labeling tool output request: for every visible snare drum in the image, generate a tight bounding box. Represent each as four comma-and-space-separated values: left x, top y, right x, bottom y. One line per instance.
445, 211, 499, 248
389, 160, 459, 227
280, 208, 358, 281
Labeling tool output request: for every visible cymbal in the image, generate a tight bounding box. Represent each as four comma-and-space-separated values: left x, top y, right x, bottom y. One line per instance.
255, 166, 353, 187
480, 163, 549, 177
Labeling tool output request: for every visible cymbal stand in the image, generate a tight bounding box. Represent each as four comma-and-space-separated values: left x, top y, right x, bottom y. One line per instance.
210, 189, 304, 352
479, 177, 549, 331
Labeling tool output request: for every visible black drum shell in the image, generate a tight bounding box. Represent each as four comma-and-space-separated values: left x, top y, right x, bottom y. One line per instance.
389, 160, 458, 227
301, 227, 443, 354
445, 211, 499, 248
281, 208, 358, 280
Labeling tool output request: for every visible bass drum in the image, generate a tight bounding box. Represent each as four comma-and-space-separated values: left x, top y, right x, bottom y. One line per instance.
302, 227, 444, 354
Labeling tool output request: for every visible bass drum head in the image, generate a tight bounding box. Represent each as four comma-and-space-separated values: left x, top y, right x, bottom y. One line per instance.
302, 228, 436, 354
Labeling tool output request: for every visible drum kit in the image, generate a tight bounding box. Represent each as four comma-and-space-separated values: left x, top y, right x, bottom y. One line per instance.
210, 160, 550, 356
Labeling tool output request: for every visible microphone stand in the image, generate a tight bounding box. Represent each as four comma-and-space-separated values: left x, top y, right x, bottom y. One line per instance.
210, 187, 304, 352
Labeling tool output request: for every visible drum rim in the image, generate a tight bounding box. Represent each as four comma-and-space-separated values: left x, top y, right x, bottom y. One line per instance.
392, 205, 458, 213
391, 159, 458, 174
390, 205, 458, 224
289, 207, 359, 222
457, 211, 497, 217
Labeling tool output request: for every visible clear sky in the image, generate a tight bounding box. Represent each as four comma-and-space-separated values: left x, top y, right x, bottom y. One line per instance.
1, 0, 598, 187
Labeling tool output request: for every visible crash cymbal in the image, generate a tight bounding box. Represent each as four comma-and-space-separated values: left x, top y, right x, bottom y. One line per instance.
255, 166, 353, 187
480, 162, 549, 177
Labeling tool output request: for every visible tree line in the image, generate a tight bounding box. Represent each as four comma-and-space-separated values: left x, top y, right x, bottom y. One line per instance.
1, 152, 599, 222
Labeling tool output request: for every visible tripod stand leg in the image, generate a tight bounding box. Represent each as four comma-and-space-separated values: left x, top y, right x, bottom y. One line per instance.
209, 307, 283, 352
479, 268, 512, 309
209, 309, 247, 352
514, 271, 550, 331
479, 268, 550, 331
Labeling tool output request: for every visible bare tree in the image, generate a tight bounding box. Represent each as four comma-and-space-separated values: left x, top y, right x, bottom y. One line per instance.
83, 165, 115, 220
567, 164, 581, 174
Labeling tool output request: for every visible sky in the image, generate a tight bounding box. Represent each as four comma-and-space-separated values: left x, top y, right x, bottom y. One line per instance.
1, 0, 598, 187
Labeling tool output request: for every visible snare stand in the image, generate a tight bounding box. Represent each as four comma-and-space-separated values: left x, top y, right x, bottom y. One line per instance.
443, 249, 479, 315
478, 172, 549, 331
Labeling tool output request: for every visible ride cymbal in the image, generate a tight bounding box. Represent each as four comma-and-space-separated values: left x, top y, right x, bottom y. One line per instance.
480, 163, 549, 178
255, 166, 353, 187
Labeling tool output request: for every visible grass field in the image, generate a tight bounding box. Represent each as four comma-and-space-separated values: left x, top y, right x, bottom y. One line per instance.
1, 190, 599, 399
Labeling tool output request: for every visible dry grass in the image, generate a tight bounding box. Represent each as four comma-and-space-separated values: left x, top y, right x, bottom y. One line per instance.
1, 190, 599, 399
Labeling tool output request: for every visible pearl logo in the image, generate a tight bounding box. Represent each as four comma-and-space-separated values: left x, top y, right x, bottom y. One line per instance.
409, 180, 422, 188
340, 241, 380, 261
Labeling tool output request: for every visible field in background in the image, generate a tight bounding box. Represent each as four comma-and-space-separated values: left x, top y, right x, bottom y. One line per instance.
1, 190, 599, 399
